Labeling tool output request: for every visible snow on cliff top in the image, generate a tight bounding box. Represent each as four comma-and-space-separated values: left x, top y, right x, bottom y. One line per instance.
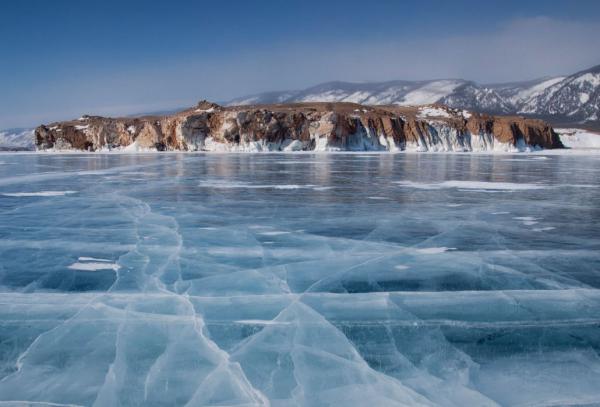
417, 106, 452, 118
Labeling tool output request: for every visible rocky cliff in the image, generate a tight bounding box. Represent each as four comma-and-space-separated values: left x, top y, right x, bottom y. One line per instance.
35, 101, 563, 152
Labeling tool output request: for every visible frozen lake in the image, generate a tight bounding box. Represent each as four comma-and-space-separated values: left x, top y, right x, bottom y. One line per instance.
1, 152, 600, 406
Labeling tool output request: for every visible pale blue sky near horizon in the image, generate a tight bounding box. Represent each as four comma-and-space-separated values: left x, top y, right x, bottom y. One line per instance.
1, 0, 599, 128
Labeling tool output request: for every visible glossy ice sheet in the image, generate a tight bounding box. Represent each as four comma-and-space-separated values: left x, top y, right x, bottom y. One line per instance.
0, 153, 599, 406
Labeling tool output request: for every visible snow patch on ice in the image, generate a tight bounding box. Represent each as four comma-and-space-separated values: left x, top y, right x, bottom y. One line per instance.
2, 191, 77, 197
533, 227, 556, 232
257, 231, 291, 236
234, 319, 287, 325
67, 262, 120, 271
199, 180, 319, 190
78, 257, 112, 262
415, 247, 457, 254
394, 180, 548, 191
514, 216, 539, 226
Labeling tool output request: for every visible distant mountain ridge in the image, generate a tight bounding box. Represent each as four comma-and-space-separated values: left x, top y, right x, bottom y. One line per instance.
228, 64, 600, 125
0, 128, 35, 151
2, 64, 599, 151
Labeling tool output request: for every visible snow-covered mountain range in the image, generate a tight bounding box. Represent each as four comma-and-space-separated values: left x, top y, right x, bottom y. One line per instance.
0, 128, 35, 151
2, 65, 599, 151
229, 64, 600, 125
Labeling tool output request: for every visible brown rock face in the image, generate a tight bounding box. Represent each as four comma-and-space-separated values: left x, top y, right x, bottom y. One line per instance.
35, 102, 563, 152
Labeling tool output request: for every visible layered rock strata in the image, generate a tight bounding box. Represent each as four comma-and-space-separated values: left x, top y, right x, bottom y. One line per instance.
35, 101, 563, 152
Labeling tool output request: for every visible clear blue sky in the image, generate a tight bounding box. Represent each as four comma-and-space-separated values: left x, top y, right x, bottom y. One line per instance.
1, 0, 599, 128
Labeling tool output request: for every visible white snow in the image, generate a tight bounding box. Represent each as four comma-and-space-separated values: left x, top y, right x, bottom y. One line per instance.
572, 72, 600, 87
67, 262, 120, 271
257, 231, 291, 236
119, 140, 157, 153
510, 77, 566, 104
234, 319, 288, 325
533, 227, 556, 232
401, 80, 462, 105
198, 180, 321, 190
281, 140, 304, 152
78, 257, 112, 262
2, 191, 77, 197
556, 128, 600, 149
298, 90, 350, 103
0, 129, 35, 150
341, 91, 372, 103
514, 216, 539, 226
394, 180, 548, 191
417, 107, 451, 118
415, 247, 457, 254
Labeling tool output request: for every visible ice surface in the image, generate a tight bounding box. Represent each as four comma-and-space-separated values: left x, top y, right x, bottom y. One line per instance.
0, 153, 599, 406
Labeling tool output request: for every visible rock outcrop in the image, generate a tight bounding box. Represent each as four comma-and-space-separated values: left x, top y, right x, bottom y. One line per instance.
35, 101, 563, 152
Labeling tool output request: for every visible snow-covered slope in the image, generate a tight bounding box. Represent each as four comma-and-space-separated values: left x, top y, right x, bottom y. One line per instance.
555, 128, 600, 149
518, 65, 600, 122
491, 77, 566, 107
228, 79, 512, 113
0, 128, 35, 151
439, 82, 513, 114
228, 64, 600, 125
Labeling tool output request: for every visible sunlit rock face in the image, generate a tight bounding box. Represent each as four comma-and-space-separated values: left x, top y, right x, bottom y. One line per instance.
0, 153, 599, 406
35, 102, 563, 152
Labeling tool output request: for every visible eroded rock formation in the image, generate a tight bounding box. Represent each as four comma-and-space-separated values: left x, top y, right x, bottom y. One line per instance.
35, 101, 563, 152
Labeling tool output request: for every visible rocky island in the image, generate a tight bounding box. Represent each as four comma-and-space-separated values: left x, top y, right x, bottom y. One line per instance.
35, 101, 563, 152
